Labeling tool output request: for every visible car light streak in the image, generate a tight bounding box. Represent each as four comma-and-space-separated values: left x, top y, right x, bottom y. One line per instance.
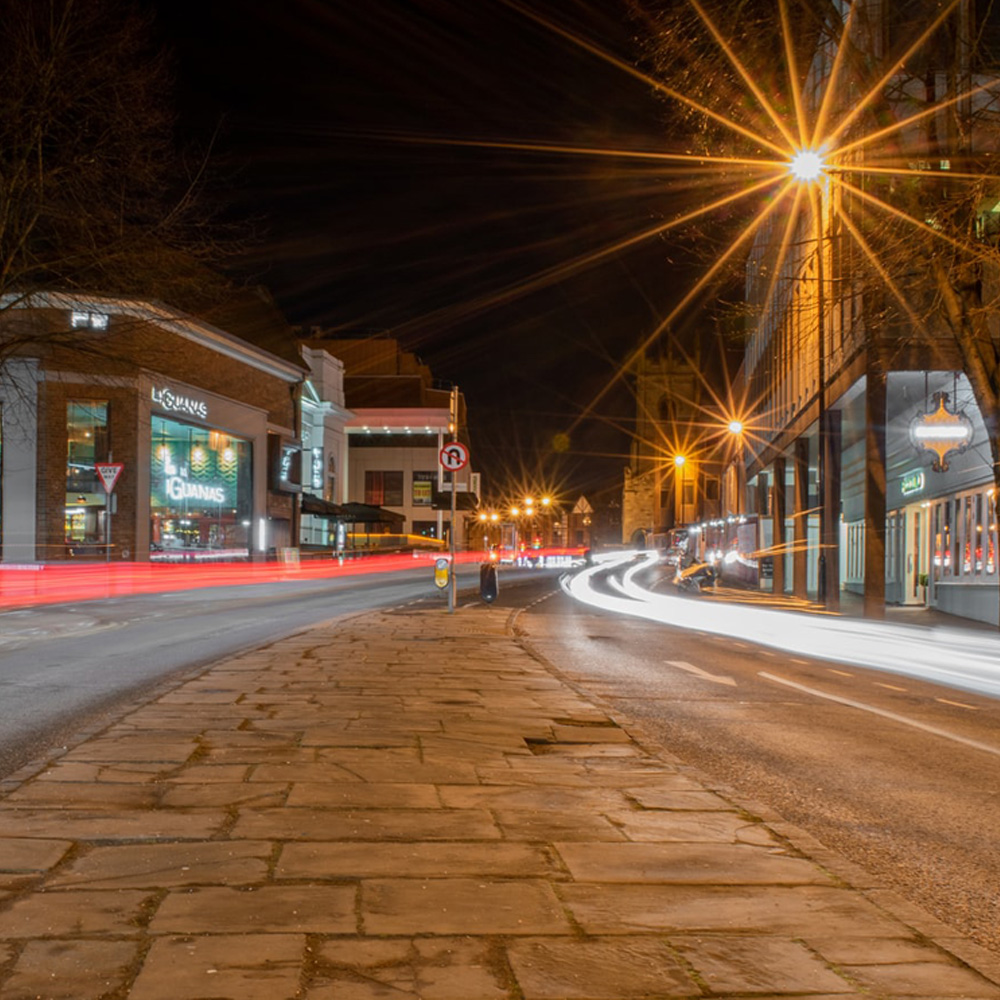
564, 552, 1000, 699
0, 547, 587, 612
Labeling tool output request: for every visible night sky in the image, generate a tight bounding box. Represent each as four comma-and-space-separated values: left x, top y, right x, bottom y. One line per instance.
154, 0, 704, 499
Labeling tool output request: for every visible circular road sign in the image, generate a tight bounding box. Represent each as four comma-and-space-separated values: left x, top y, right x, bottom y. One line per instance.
439, 441, 470, 472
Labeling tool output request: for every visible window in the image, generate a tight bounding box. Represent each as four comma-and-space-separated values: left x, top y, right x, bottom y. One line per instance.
412, 471, 436, 506
325, 455, 336, 503
65, 401, 109, 552
70, 310, 109, 330
704, 477, 720, 502
150, 415, 252, 557
365, 470, 403, 507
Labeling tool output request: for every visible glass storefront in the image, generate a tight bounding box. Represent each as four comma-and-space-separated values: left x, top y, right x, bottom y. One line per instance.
65, 400, 109, 555
150, 414, 252, 560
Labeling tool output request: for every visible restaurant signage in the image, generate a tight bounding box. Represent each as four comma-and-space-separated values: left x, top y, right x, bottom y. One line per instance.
909, 392, 973, 472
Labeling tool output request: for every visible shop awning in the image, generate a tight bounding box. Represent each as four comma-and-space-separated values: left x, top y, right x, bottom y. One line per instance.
431, 490, 479, 511
300, 494, 405, 527
301, 494, 342, 518
337, 502, 405, 527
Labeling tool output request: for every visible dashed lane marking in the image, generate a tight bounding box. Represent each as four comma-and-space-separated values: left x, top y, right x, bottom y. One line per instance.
874, 682, 908, 692
936, 698, 979, 711
760, 671, 1000, 758
828, 668, 854, 677
665, 660, 737, 687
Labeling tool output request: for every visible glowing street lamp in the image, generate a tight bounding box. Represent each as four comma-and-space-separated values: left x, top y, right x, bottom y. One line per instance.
789, 148, 825, 182
727, 419, 744, 436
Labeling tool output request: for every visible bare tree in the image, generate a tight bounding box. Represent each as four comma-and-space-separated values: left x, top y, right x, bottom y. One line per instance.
0, 0, 234, 372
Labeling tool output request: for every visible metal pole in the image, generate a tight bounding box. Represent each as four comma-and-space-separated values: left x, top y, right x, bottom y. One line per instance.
448, 385, 458, 615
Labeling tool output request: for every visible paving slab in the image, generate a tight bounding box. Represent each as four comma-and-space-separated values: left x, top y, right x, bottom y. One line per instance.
555, 841, 834, 884
311, 936, 513, 999
672, 934, 853, 994
277, 840, 557, 879
505, 937, 697, 998
149, 884, 357, 934
2, 938, 138, 1000
0, 888, 151, 937
0, 602, 997, 1000
46, 840, 273, 889
361, 878, 572, 935
0, 837, 73, 872
128, 933, 304, 1000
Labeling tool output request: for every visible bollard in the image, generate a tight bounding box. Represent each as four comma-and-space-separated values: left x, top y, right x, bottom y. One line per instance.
479, 560, 499, 604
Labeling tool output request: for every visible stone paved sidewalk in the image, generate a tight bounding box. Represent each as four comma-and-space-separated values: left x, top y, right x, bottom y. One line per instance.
1, 602, 999, 999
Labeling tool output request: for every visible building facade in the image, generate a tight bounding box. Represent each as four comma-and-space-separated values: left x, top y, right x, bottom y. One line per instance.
300, 334, 476, 549
622, 352, 724, 551
741, 0, 1000, 624
0, 293, 305, 563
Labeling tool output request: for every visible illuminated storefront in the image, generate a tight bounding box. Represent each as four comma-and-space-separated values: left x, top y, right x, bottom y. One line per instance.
149, 414, 252, 560
0, 294, 305, 564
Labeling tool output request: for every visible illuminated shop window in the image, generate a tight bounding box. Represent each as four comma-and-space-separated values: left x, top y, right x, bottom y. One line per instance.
64, 400, 109, 553
150, 415, 252, 558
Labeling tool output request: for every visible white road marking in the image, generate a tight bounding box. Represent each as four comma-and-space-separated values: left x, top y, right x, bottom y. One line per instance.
874, 682, 907, 692
791, 658, 810, 665
828, 668, 854, 677
760, 672, 1000, 758
936, 698, 978, 711
666, 660, 737, 687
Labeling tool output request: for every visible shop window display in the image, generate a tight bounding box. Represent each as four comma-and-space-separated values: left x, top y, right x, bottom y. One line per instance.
65, 400, 109, 555
150, 415, 252, 560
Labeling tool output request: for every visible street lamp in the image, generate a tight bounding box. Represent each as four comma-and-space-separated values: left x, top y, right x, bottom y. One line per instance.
789, 149, 836, 608
674, 454, 688, 526
789, 148, 825, 183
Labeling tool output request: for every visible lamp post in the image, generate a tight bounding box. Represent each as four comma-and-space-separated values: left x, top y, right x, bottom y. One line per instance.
674, 454, 688, 526
790, 148, 837, 608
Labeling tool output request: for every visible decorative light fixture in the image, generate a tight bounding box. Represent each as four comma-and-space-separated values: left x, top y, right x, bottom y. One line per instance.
909, 392, 974, 471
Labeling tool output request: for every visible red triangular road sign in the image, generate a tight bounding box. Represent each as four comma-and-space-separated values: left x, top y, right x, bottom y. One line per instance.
95, 462, 124, 494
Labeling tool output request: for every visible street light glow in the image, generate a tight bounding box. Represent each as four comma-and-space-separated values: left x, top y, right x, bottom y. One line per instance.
728, 420, 744, 435
790, 149, 825, 181
674, 454, 687, 467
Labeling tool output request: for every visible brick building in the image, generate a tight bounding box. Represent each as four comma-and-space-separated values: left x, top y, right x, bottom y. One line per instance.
0, 291, 306, 563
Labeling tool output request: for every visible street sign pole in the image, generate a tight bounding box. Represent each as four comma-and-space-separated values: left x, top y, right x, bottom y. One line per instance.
95, 460, 124, 562
449, 386, 458, 615
437, 409, 469, 616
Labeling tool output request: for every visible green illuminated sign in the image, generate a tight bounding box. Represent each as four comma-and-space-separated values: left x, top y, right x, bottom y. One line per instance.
900, 470, 925, 496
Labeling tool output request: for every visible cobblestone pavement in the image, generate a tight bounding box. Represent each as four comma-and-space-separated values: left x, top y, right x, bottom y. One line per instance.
1, 602, 999, 999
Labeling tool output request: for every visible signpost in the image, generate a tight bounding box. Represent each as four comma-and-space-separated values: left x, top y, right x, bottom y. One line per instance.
441, 389, 466, 613
95, 462, 124, 562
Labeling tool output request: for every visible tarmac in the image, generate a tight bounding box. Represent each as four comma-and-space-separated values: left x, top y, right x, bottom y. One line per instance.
1, 584, 1000, 999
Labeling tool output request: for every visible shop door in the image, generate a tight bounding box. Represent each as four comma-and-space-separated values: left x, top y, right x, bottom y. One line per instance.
902, 504, 927, 605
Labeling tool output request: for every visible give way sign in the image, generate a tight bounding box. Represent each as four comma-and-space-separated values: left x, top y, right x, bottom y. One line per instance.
439, 441, 469, 472
95, 462, 124, 493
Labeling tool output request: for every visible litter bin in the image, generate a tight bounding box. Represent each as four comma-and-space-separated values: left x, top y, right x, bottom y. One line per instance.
479, 560, 499, 604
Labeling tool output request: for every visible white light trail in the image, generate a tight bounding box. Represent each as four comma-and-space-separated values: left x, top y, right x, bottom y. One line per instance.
564, 552, 1000, 699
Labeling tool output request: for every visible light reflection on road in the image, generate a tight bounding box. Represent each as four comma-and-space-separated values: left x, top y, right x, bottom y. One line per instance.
563, 551, 1000, 699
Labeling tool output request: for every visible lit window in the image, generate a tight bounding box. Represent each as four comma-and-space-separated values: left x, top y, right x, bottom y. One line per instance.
70, 311, 109, 330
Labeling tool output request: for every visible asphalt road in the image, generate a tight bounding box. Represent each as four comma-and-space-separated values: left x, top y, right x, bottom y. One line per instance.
0, 562, 515, 781
518, 563, 1000, 956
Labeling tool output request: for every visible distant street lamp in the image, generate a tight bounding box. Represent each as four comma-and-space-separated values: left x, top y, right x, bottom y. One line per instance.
674, 454, 689, 525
